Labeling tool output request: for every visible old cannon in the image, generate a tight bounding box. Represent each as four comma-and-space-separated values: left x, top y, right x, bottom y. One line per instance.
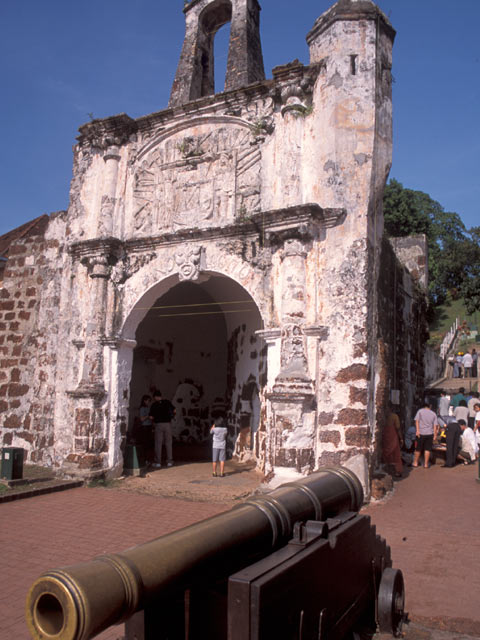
26, 467, 406, 639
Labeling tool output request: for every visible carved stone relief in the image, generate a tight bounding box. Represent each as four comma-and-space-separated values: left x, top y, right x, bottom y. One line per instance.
175, 246, 203, 281
133, 124, 262, 235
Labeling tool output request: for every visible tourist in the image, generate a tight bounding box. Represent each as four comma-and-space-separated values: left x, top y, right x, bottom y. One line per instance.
413, 401, 438, 469
453, 353, 463, 378
382, 407, 404, 478
211, 416, 228, 477
437, 391, 450, 423
453, 399, 469, 424
138, 395, 153, 462
462, 350, 473, 378
467, 392, 479, 429
474, 403, 480, 439
472, 349, 478, 378
473, 402, 480, 436
450, 387, 466, 409
149, 389, 176, 469
458, 419, 478, 464
441, 420, 462, 468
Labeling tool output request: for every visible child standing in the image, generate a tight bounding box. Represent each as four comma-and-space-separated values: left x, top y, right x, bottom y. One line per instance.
211, 417, 228, 477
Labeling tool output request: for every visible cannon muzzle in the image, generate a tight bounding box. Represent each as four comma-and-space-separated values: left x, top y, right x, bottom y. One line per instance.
26, 467, 363, 640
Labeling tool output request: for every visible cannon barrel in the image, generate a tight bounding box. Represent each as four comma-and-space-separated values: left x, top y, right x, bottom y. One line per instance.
26, 467, 363, 640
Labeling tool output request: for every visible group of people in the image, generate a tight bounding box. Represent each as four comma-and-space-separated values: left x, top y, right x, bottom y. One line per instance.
451, 349, 478, 378
436, 389, 480, 467
135, 391, 228, 476
383, 389, 480, 475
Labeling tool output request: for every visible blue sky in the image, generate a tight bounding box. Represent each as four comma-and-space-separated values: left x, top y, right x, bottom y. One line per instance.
0, 0, 478, 236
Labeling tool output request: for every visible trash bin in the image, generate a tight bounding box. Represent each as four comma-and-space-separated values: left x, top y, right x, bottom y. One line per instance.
1, 447, 24, 480
123, 444, 146, 476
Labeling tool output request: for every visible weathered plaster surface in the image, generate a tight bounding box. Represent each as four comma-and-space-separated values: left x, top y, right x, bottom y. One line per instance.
0, 0, 427, 486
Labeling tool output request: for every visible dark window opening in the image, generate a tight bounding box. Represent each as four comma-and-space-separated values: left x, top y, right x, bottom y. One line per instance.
350, 54, 358, 75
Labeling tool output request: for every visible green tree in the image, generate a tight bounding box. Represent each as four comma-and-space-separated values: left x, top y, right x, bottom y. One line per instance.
383, 179, 480, 311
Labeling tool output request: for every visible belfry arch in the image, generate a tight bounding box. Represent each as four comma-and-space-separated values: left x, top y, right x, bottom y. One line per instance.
124, 272, 265, 462
169, 0, 265, 106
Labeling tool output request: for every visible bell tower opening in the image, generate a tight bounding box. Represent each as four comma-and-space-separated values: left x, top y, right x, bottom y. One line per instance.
169, 0, 265, 107
127, 274, 265, 463
198, 0, 232, 97
214, 22, 230, 94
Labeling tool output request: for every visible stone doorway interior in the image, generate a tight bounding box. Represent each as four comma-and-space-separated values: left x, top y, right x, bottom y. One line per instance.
128, 273, 264, 462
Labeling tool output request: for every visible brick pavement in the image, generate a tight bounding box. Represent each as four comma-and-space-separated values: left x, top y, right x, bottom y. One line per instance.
2, 461, 480, 639
364, 463, 480, 638
0, 487, 228, 640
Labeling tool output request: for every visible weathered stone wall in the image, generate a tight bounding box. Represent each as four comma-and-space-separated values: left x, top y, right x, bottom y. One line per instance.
376, 236, 428, 454
0, 214, 66, 464
0, 0, 428, 488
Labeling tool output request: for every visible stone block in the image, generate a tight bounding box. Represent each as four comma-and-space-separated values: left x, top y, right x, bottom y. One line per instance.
319, 429, 341, 446
3, 414, 22, 429
335, 364, 368, 383
349, 386, 368, 405
371, 473, 393, 500
336, 409, 368, 426
345, 427, 370, 447
317, 412, 334, 425
8, 383, 29, 397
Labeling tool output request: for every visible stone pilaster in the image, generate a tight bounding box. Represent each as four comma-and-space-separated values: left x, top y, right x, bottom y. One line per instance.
273, 239, 313, 396
65, 240, 123, 472
75, 255, 110, 396
98, 145, 121, 237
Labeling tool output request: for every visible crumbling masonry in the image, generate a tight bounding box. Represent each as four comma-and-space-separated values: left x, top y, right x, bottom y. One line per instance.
0, 0, 428, 488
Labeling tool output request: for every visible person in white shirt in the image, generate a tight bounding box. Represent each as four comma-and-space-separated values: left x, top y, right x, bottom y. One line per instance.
467, 392, 479, 429
438, 391, 450, 423
210, 416, 228, 477
462, 351, 473, 378
458, 419, 478, 464
474, 404, 480, 445
453, 399, 469, 424
413, 402, 438, 468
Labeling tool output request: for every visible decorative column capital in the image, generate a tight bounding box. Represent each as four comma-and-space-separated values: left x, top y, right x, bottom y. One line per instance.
82, 255, 110, 279
104, 145, 121, 162
70, 237, 125, 278
281, 238, 308, 260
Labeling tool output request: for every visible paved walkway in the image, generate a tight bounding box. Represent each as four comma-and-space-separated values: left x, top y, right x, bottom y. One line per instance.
1, 487, 229, 640
1, 460, 479, 639
364, 463, 480, 638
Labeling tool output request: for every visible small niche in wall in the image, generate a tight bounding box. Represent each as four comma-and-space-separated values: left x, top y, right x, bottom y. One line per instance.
350, 54, 358, 75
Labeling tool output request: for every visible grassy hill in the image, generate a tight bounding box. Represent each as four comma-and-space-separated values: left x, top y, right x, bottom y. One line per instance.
429, 296, 480, 350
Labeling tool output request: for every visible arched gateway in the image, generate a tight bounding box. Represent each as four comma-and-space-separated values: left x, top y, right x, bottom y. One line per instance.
122, 272, 265, 465
1, 1, 428, 491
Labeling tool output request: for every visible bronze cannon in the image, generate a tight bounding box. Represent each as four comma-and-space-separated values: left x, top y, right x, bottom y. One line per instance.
26, 467, 406, 639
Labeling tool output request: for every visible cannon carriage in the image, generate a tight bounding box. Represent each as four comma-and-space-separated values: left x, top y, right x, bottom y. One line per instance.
26, 468, 406, 640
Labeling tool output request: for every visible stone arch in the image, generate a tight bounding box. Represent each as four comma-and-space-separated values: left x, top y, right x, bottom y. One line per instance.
135, 114, 252, 163
169, 0, 265, 107
198, 0, 232, 97
116, 269, 266, 464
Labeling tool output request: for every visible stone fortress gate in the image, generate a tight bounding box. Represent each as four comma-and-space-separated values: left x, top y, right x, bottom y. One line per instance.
0, 0, 428, 488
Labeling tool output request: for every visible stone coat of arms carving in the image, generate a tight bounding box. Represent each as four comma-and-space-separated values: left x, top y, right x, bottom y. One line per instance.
133, 123, 262, 235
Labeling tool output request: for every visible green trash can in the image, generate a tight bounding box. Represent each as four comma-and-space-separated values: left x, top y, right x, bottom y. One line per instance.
123, 444, 146, 476
1, 447, 24, 480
